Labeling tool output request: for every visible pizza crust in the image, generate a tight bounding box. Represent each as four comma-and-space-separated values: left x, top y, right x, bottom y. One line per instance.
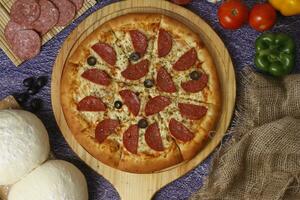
77, 134, 122, 168
118, 142, 183, 173
159, 15, 203, 46
196, 48, 221, 106
175, 126, 209, 161
108, 13, 162, 35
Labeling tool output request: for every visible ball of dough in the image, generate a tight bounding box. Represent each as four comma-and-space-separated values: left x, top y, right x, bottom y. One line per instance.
8, 160, 89, 200
0, 110, 50, 185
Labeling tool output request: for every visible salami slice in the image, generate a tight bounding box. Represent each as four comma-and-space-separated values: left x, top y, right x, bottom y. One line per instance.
91, 43, 117, 66
10, 0, 41, 26
121, 59, 149, 80
129, 30, 148, 56
77, 96, 106, 112
69, 0, 84, 11
145, 123, 164, 151
173, 48, 197, 71
181, 73, 208, 93
156, 67, 176, 93
178, 103, 207, 120
10, 29, 41, 60
119, 90, 140, 116
158, 29, 172, 58
95, 119, 120, 143
4, 21, 30, 44
81, 69, 111, 86
50, 0, 76, 26
123, 125, 139, 154
32, 0, 59, 35
145, 96, 171, 116
169, 119, 194, 142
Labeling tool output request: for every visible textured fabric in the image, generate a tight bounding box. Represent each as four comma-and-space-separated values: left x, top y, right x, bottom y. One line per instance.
191, 70, 300, 200
0, 0, 300, 199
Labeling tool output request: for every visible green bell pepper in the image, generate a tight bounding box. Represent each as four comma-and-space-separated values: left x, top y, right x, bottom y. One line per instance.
254, 33, 296, 77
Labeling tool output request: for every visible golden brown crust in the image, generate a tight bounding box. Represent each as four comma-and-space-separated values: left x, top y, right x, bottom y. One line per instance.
77, 133, 122, 168
118, 142, 183, 173
183, 104, 221, 160
108, 13, 162, 33
176, 127, 209, 161
197, 48, 221, 107
160, 15, 203, 46
61, 13, 222, 173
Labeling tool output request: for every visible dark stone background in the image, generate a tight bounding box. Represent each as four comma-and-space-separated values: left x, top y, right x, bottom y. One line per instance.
0, 0, 299, 199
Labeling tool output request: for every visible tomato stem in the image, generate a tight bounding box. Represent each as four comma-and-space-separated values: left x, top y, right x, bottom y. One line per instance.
231, 8, 238, 16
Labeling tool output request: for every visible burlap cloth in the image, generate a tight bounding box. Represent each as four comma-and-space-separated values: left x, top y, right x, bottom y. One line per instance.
191, 68, 300, 200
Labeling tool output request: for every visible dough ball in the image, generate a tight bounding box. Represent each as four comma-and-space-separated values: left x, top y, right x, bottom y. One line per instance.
8, 160, 88, 200
0, 110, 50, 185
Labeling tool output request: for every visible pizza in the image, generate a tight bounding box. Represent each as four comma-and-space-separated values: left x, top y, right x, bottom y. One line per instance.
61, 13, 221, 173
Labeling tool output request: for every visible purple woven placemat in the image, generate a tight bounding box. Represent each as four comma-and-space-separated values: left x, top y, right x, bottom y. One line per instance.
0, 1, 299, 199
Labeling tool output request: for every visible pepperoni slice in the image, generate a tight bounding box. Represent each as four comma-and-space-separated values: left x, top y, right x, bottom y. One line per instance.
11, 30, 41, 60
32, 0, 59, 35
178, 103, 207, 120
91, 43, 116, 66
169, 119, 194, 142
181, 73, 208, 93
81, 69, 111, 86
173, 48, 197, 71
4, 21, 30, 45
156, 67, 176, 93
121, 59, 149, 80
123, 125, 139, 154
145, 96, 171, 116
50, 0, 76, 26
158, 29, 172, 57
119, 90, 140, 116
95, 119, 120, 143
10, 0, 40, 26
77, 96, 106, 112
130, 30, 148, 56
69, 0, 84, 11
145, 123, 164, 151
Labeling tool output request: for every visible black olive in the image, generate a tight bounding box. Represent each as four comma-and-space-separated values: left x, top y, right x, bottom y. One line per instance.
87, 56, 97, 66
114, 101, 123, 109
138, 119, 148, 129
189, 71, 200, 80
23, 77, 35, 88
15, 92, 29, 104
36, 76, 48, 89
27, 87, 39, 95
144, 79, 154, 88
30, 98, 43, 111
129, 52, 141, 61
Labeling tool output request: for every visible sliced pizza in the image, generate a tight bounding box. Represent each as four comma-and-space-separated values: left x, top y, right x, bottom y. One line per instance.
117, 114, 183, 173
158, 97, 220, 160
61, 13, 221, 173
108, 13, 162, 85
151, 15, 221, 106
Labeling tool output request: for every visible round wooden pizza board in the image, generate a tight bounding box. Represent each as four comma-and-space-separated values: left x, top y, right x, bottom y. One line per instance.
51, 1, 236, 199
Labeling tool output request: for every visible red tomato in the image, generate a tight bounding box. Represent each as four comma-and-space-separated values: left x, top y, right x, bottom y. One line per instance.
170, 0, 192, 5
249, 3, 277, 32
218, 1, 249, 30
